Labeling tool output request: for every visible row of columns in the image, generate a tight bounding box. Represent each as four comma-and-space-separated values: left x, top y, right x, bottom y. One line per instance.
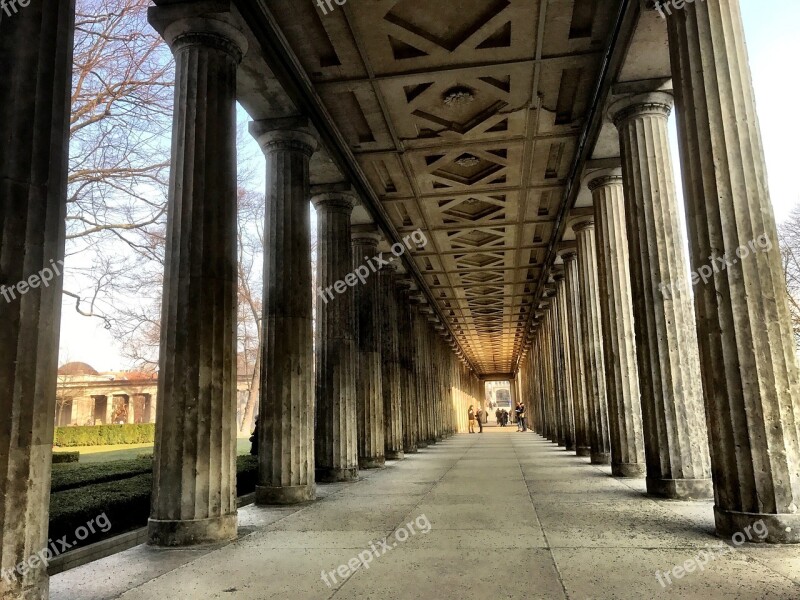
0, 4, 482, 599
519, 0, 800, 544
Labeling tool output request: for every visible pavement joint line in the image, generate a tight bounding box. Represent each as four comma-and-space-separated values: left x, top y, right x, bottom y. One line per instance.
515, 433, 570, 600
326, 435, 475, 600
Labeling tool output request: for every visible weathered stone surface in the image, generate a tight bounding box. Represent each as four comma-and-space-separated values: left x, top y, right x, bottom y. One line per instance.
312, 192, 359, 483
0, 1, 74, 597
574, 220, 611, 465
378, 265, 404, 460
396, 283, 419, 453
667, 0, 800, 539
253, 122, 318, 505
554, 276, 576, 452
562, 252, 592, 458
147, 10, 247, 544
352, 229, 385, 468
610, 92, 713, 498
588, 171, 646, 478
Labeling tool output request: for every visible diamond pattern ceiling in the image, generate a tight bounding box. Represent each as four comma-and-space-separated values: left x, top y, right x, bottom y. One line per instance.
268, 0, 618, 374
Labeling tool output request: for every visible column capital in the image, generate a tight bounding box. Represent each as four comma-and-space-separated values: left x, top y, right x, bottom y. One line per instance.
311, 191, 358, 213
572, 219, 595, 234
608, 92, 674, 128
148, 4, 248, 60
250, 117, 318, 157
559, 249, 578, 264
585, 167, 623, 192
351, 224, 383, 246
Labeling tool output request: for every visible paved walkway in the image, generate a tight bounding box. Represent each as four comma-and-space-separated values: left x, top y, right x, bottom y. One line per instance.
52, 427, 800, 599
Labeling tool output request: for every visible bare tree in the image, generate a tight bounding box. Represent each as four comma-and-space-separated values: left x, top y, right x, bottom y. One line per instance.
778, 203, 800, 347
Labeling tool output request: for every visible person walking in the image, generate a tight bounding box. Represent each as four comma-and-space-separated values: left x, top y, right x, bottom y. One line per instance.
515, 402, 524, 432
517, 402, 527, 432
468, 405, 476, 433
495, 407, 502, 425
476, 408, 484, 433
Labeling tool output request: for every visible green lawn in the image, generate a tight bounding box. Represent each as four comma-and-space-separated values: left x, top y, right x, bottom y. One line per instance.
53, 437, 253, 463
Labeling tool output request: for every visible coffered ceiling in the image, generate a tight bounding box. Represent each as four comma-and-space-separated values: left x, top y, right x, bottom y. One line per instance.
266, 0, 623, 374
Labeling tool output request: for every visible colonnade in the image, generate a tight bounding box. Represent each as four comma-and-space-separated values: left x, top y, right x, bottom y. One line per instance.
518, 0, 800, 546
2, 1, 800, 599
0, 4, 482, 599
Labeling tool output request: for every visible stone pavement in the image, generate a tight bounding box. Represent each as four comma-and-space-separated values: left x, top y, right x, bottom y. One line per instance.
51, 427, 800, 599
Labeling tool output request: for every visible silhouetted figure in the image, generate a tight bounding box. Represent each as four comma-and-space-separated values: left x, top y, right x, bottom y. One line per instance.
250, 415, 259, 455
468, 405, 476, 433
476, 408, 484, 433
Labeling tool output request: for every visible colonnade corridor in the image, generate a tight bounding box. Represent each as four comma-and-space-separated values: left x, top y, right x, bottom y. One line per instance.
50, 428, 800, 600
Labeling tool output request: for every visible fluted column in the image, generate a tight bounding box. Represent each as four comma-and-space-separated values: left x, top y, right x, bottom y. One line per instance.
610, 92, 712, 498
397, 283, 419, 453
147, 11, 246, 543
664, 0, 800, 540
352, 228, 385, 468
574, 220, 611, 464
554, 275, 576, 451
588, 170, 647, 478
0, 1, 74, 597
312, 191, 359, 482
253, 120, 317, 504
379, 265, 404, 460
411, 306, 429, 447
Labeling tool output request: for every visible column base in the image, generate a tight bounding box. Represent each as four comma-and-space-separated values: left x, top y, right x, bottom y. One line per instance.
646, 477, 713, 500
359, 456, 385, 469
0, 576, 48, 600
315, 467, 358, 483
576, 447, 592, 457
435, 436, 444, 442
591, 452, 611, 465
256, 484, 316, 505
566, 443, 576, 452
417, 441, 429, 448
404, 446, 419, 453
148, 514, 237, 547
386, 450, 405, 460
714, 507, 800, 543
428, 438, 438, 445
612, 463, 646, 478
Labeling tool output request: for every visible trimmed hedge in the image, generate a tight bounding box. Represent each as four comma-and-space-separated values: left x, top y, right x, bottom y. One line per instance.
53, 424, 156, 447
49, 455, 259, 551
51, 458, 153, 493
52, 452, 80, 464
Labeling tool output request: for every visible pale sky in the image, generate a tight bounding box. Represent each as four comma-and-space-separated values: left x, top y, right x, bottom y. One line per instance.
58, 1, 800, 371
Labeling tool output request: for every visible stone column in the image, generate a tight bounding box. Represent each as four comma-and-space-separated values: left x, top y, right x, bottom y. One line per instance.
554, 275, 576, 451
664, 0, 800, 539
609, 93, 713, 498
147, 10, 246, 543
252, 119, 318, 504
352, 228, 385, 468
397, 283, 418, 453
312, 190, 359, 482
0, 1, 74, 597
574, 220, 612, 464
411, 306, 429, 447
378, 265, 404, 460
587, 170, 647, 478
